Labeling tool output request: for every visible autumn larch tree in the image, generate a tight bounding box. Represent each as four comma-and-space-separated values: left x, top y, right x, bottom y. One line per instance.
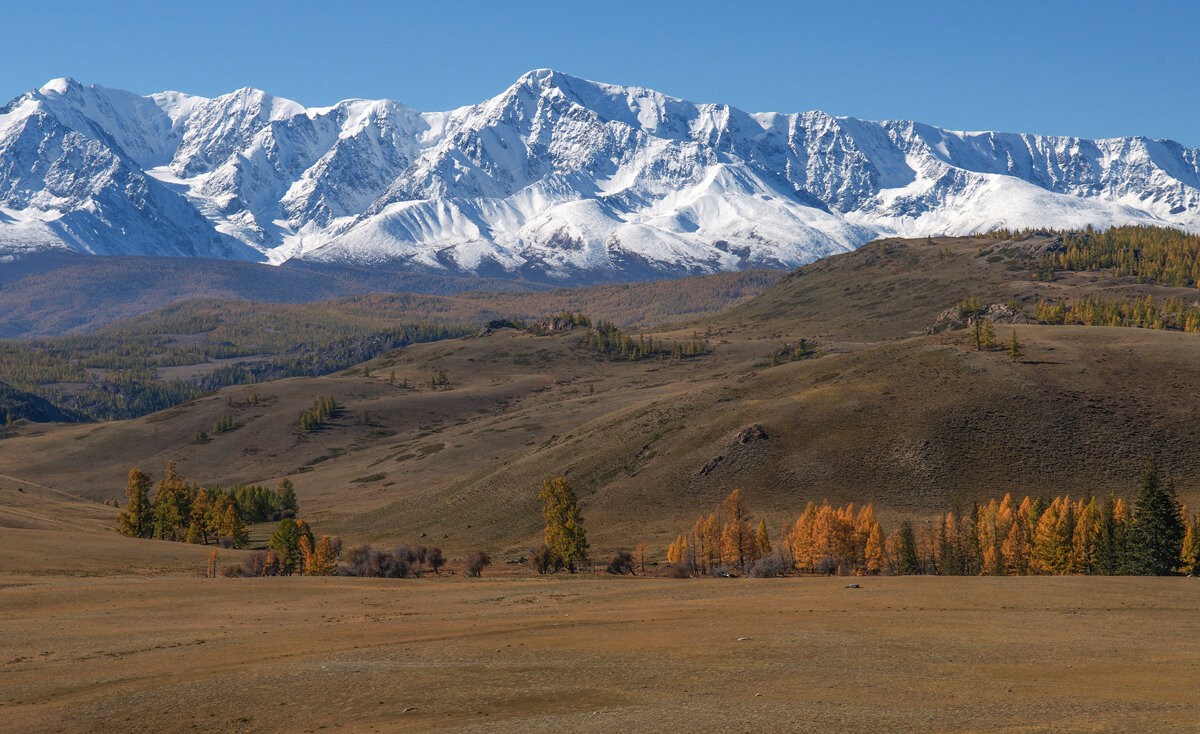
1180, 513, 1200, 576
306, 535, 340, 575
720, 489, 753, 569
152, 462, 189, 541
753, 519, 772, 561
218, 500, 249, 548
667, 535, 688, 566
864, 523, 885, 575
117, 468, 153, 538
277, 479, 299, 513
634, 540, 647, 575
539, 477, 589, 573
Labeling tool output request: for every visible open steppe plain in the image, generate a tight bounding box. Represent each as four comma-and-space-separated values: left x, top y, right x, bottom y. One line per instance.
1, 555, 1197, 733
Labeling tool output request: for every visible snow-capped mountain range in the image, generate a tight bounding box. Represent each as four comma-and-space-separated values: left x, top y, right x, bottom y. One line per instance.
2, 70, 1199, 280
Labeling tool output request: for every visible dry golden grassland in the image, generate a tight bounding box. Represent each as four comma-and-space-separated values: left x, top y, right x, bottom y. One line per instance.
1, 562, 1197, 733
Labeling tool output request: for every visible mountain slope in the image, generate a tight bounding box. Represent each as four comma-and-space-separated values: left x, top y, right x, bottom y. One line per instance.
2, 72, 1199, 281
4, 235, 1200, 553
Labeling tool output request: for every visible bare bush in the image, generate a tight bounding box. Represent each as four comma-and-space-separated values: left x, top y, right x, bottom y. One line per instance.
606, 551, 635, 575
342, 544, 409, 578
747, 552, 788, 578
467, 550, 492, 577
666, 562, 693, 578
427, 547, 445, 575
395, 544, 417, 564
814, 555, 840, 576
529, 544, 561, 574
707, 563, 735, 578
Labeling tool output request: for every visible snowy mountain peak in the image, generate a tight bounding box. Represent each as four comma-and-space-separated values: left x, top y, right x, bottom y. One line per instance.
2, 71, 1198, 281
38, 77, 80, 96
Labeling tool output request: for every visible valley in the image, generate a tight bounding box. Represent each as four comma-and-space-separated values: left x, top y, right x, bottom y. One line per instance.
7, 9, 1200, 732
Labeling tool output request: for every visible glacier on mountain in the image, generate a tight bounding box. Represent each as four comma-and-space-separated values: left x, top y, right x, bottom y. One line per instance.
1, 70, 1198, 280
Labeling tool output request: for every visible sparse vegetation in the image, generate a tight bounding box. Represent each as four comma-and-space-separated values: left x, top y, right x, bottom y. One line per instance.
340, 543, 442, 578
764, 338, 821, 365
605, 551, 635, 575
298, 395, 338, 432
466, 550, 492, 577
581, 320, 707, 361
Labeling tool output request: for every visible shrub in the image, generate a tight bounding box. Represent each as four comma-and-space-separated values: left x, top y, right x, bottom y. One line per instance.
666, 562, 693, 578
467, 550, 492, 577
606, 551, 635, 575
707, 563, 735, 578
814, 555, 840, 576
747, 552, 788, 578
221, 564, 244, 578
342, 544, 412, 578
427, 547, 445, 575
529, 544, 561, 574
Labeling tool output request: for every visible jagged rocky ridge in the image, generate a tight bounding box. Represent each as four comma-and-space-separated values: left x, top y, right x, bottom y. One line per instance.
1, 70, 1198, 281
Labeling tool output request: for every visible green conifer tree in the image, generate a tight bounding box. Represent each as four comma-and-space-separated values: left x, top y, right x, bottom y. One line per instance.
896, 520, 920, 575
1128, 461, 1186, 575
269, 518, 303, 575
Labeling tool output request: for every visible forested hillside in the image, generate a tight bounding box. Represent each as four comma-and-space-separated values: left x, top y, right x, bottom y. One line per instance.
0, 269, 780, 422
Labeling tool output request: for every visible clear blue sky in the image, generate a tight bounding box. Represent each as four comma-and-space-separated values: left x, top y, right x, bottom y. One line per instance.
3, 0, 1197, 146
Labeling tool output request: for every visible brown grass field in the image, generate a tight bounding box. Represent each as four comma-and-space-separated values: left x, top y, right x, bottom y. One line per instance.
1, 551, 1198, 733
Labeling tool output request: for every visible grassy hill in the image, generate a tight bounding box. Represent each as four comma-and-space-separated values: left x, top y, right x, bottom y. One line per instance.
3, 230, 1199, 556
0, 269, 781, 421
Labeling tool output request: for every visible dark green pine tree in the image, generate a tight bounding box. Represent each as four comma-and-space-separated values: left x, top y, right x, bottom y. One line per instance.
1093, 495, 1122, 575
1127, 461, 1186, 575
896, 520, 920, 575
269, 518, 303, 575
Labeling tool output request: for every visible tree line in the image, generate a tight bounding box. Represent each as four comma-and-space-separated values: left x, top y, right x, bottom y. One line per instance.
117, 462, 300, 548
1010, 225, 1200, 287
582, 320, 708, 361
1033, 294, 1200, 332
663, 463, 1198, 577
0, 318, 470, 422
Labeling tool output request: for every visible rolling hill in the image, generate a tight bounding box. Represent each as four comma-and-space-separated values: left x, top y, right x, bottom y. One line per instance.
2, 231, 1199, 557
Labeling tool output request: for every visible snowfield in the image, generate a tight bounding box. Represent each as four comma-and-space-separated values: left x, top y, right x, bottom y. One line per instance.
1, 70, 1198, 280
